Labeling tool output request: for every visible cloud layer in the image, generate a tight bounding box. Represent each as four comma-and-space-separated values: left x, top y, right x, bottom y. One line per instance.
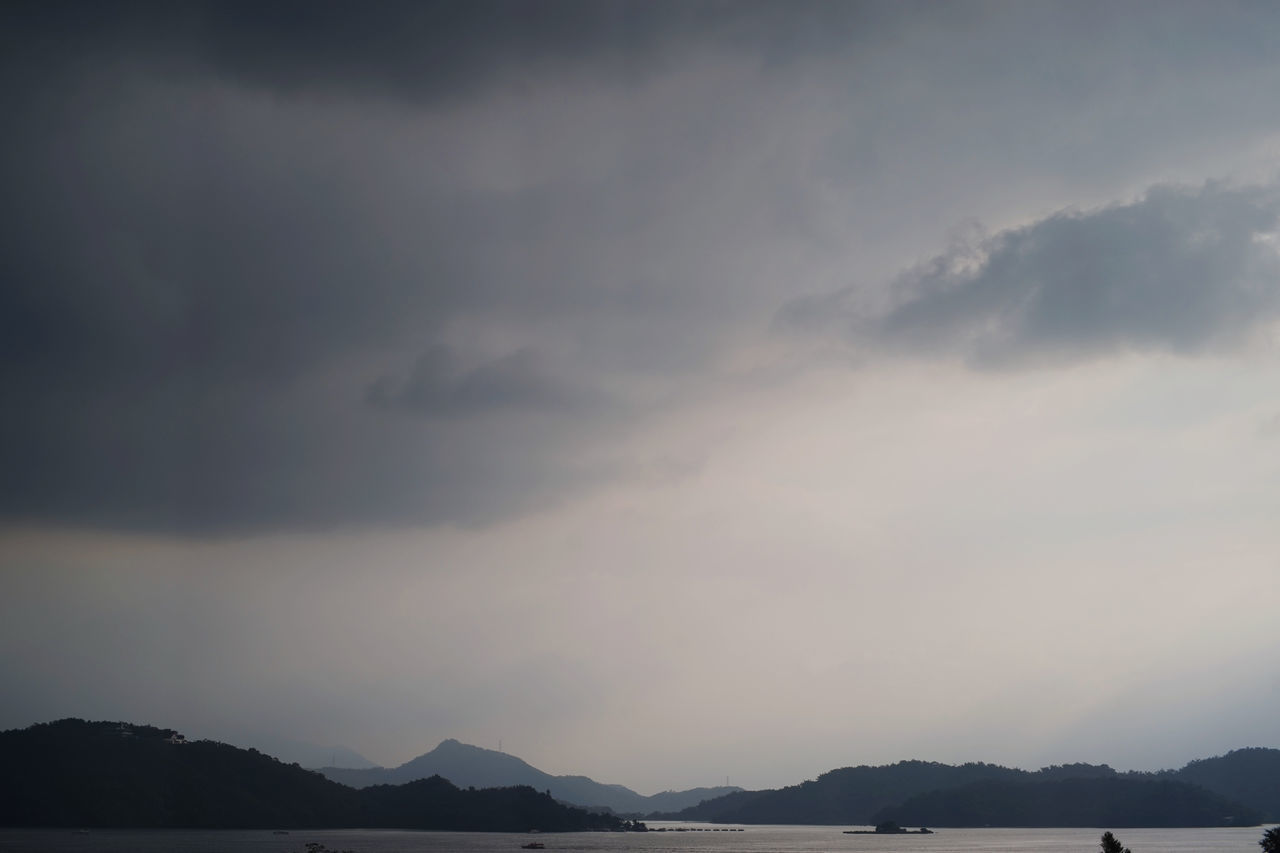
6, 1, 1280, 537
782, 183, 1280, 366
3, 3, 1280, 791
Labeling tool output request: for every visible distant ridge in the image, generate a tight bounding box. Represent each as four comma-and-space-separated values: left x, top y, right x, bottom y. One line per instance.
661, 752, 1280, 826
874, 775, 1258, 828
0, 719, 632, 831
1159, 748, 1280, 819
236, 734, 377, 770
317, 739, 739, 813
9, 717, 1275, 829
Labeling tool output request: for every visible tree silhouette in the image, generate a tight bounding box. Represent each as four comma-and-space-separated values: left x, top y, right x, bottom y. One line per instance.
1101, 831, 1132, 853
1260, 826, 1280, 853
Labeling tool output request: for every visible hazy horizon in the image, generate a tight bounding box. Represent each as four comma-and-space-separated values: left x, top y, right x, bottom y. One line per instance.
2, 1, 1278, 795
7, 716, 1272, 799
214, 730, 1279, 798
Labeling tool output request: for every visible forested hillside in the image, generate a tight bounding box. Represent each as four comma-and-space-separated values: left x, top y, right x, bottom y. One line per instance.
662, 757, 1262, 827
0, 720, 629, 831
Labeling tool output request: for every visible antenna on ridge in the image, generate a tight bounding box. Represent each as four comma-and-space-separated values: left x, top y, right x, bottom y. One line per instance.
499, 738, 503, 753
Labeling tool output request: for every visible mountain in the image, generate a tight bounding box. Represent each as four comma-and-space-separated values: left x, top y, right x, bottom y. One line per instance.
0, 719, 356, 828
9, 718, 1271, 830
0, 719, 630, 831
643, 786, 746, 814
356, 776, 634, 831
317, 738, 739, 813
659, 760, 1028, 823
665, 758, 1262, 827
873, 776, 1259, 828
1167, 748, 1280, 821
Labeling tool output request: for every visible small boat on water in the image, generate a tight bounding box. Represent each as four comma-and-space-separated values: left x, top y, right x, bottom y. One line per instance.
520, 843, 545, 850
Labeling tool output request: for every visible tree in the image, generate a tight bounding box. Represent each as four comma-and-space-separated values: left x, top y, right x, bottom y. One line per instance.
1260, 827, 1280, 853
1101, 831, 1132, 853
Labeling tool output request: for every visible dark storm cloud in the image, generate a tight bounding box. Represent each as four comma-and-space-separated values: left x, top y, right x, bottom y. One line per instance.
0, 40, 620, 533
0, 376, 608, 534
366, 346, 598, 417
0, 0, 896, 105
781, 184, 1280, 366
7, 1, 1280, 534
3, 0, 666, 101
1, 1, 817, 534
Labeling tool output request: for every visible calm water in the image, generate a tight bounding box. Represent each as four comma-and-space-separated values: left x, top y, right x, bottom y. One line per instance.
0, 823, 1272, 853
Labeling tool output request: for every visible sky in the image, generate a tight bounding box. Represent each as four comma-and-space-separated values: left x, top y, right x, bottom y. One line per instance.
1, 0, 1279, 794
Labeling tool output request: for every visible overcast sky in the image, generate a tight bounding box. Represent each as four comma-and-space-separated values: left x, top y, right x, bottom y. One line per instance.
2, 0, 1279, 794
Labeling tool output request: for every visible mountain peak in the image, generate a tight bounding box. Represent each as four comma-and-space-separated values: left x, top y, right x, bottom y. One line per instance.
316, 738, 735, 814
431, 738, 508, 755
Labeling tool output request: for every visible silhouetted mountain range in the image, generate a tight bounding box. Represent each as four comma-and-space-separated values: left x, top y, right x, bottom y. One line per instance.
4, 718, 1277, 830
663, 752, 1280, 826
317, 738, 739, 814
0, 720, 632, 831
1158, 748, 1280, 819
874, 775, 1257, 828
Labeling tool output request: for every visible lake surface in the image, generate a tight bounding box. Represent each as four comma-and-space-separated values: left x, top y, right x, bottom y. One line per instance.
1, 823, 1272, 853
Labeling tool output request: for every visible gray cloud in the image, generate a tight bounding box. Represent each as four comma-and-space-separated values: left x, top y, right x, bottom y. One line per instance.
7, 2, 1280, 535
782, 184, 1280, 366
366, 346, 599, 417
0, 1, 916, 105
5, 1, 1280, 796
0, 3, 760, 534
0, 27, 644, 533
